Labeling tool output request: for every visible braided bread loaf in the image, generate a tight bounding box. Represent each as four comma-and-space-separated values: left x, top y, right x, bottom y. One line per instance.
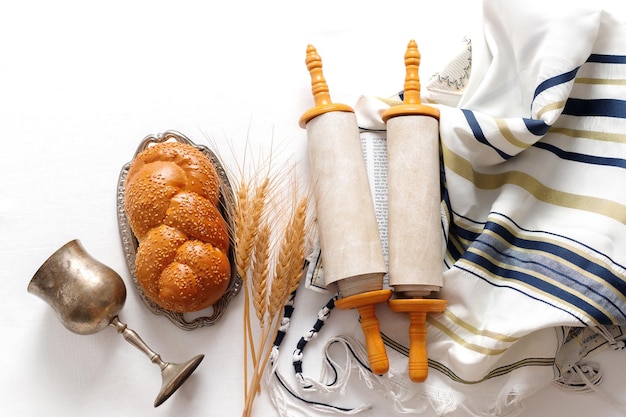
124, 141, 231, 313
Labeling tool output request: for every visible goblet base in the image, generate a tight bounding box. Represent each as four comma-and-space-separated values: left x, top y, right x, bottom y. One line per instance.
155, 354, 205, 407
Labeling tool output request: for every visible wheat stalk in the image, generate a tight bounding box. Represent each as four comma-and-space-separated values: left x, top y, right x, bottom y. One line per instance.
233, 179, 254, 400
203, 129, 311, 416
242, 193, 309, 417
232, 155, 311, 417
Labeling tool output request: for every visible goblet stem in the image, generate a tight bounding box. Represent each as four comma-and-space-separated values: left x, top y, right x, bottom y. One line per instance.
109, 316, 205, 407
109, 316, 166, 368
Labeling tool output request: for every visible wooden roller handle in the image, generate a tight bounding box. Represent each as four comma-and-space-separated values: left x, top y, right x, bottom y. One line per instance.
388, 298, 446, 382
335, 289, 392, 375
407, 312, 429, 382
357, 304, 389, 375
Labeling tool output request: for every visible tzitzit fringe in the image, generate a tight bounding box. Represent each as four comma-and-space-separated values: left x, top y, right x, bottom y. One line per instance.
293, 295, 338, 390
267, 291, 375, 416
552, 325, 626, 413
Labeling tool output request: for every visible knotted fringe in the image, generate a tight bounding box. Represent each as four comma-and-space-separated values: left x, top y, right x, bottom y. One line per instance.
266, 291, 375, 416
267, 297, 626, 416
554, 362, 604, 393
293, 295, 337, 389
267, 290, 575, 417
554, 325, 626, 412
265, 290, 447, 416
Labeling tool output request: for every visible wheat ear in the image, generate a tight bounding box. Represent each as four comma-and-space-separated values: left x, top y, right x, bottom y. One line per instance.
234, 180, 253, 279
251, 222, 271, 328
287, 197, 308, 294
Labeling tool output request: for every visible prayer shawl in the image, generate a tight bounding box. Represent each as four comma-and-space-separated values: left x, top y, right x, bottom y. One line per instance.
286, 1, 626, 416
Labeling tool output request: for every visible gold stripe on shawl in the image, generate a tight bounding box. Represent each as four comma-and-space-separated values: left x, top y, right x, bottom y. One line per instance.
442, 143, 626, 224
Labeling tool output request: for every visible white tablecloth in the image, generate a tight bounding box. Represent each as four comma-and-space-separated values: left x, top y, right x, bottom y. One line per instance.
3, 1, 626, 416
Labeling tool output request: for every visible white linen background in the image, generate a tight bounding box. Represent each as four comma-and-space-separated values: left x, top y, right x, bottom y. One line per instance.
2, 1, 626, 417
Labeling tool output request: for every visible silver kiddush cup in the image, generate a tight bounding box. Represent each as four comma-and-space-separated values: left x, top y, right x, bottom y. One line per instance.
28, 239, 204, 407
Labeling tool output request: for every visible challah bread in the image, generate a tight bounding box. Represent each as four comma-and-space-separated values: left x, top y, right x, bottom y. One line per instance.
124, 141, 231, 313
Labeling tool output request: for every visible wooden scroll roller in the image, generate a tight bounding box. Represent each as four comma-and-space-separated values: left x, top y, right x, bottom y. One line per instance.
300, 45, 391, 375
382, 40, 446, 382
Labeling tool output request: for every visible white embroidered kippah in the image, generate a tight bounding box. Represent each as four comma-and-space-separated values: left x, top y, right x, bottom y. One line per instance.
424, 37, 471, 107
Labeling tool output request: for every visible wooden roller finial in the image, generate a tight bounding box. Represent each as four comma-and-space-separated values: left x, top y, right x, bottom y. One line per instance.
299, 44, 354, 128
305, 44, 332, 107
402, 39, 422, 106
382, 40, 440, 122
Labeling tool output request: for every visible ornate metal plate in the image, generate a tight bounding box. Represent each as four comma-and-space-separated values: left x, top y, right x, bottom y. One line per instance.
117, 130, 242, 330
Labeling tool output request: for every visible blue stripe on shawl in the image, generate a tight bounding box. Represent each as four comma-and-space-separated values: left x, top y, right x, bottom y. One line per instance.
454, 263, 588, 325
523, 118, 551, 136
483, 221, 626, 299
462, 109, 513, 160
563, 98, 626, 118
448, 212, 626, 324
455, 224, 481, 243
533, 67, 580, 100
446, 234, 464, 263
587, 54, 626, 64
444, 209, 482, 263
533, 141, 626, 169
462, 248, 614, 323
446, 224, 476, 263
479, 226, 625, 321
530, 54, 626, 109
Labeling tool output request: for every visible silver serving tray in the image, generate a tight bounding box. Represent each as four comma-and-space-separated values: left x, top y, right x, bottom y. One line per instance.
117, 130, 242, 330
